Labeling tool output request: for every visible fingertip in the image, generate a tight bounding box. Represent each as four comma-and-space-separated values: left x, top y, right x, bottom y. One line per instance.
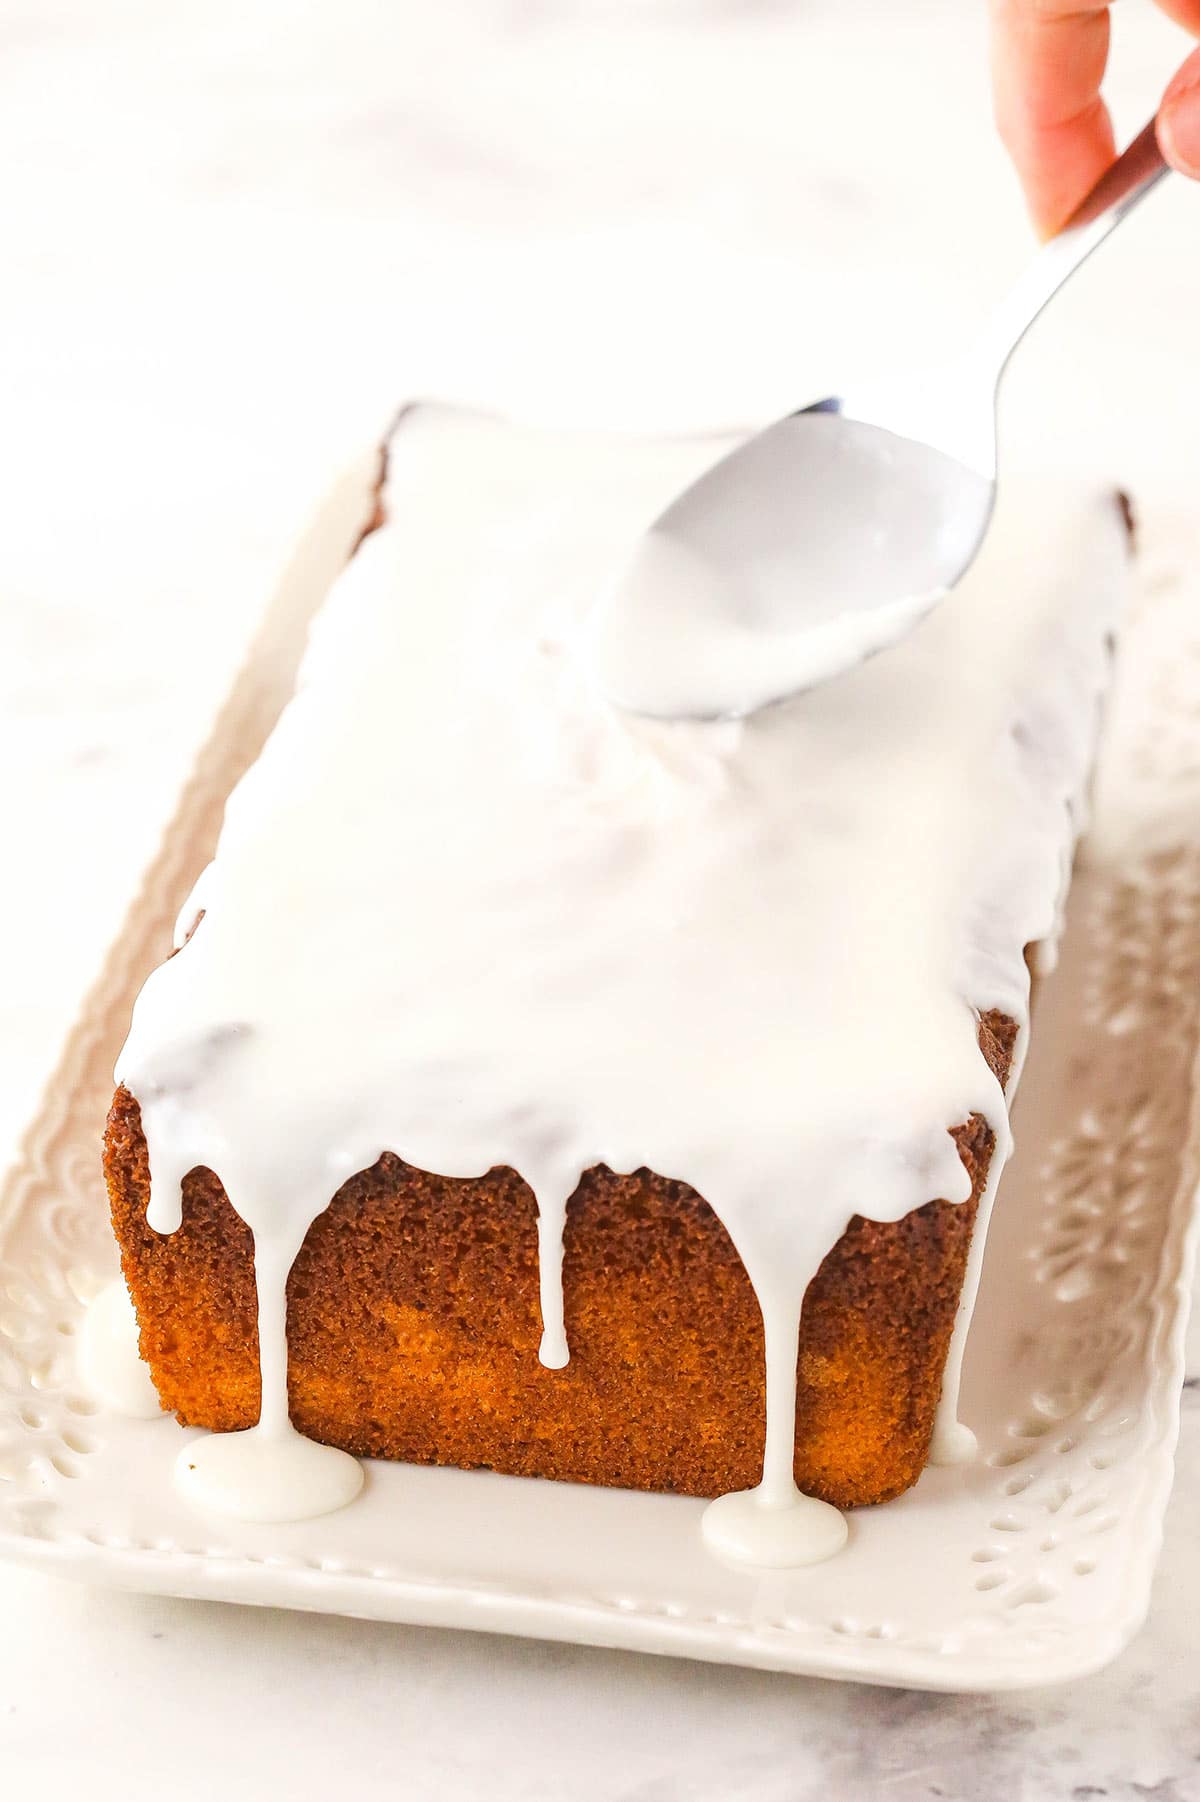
1014, 110, 1116, 237
1158, 50, 1200, 179
1021, 178, 1069, 241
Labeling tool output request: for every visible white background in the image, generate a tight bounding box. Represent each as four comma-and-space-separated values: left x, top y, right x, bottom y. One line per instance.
2, 1, 1199, 1795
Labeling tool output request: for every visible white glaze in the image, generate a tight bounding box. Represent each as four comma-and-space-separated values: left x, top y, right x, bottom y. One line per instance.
176, 1235, 360, 1520
79, 1279, 163, 1419
701, 1299, 848, 1566
701, 1487, 848, 1568
587, 415, 993, 719
175, 1424, 363, 1523
115, 408, 1126, 1553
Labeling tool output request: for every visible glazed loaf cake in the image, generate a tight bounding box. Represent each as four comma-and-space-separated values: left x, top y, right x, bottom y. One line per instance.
104, 407, 1128, 1537
106, 1039, 1009, 1508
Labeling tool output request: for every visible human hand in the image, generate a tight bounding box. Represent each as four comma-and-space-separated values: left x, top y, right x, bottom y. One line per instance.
990, 0, 1200, 235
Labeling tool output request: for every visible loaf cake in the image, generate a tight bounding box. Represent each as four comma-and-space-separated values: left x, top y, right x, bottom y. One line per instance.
103, 405, 1129, 1558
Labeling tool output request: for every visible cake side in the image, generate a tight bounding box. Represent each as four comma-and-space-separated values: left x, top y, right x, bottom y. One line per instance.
103, 1009, 1014, 1510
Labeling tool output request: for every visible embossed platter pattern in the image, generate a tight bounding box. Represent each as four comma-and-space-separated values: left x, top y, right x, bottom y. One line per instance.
0, 443, 1198, 1691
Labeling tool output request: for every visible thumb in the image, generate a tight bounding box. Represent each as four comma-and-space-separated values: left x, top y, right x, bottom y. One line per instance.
1158, 44, 1200, 178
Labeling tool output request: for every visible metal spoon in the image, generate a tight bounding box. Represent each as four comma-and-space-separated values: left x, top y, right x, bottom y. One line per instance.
590, 118, 1168, 722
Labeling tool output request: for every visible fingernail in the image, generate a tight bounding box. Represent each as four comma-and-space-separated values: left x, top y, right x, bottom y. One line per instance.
1159, 82, 1200, 180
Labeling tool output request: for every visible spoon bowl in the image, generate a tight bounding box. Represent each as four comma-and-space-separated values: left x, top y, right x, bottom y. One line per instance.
589, 406, 995, 720
590, 118, 1168, 722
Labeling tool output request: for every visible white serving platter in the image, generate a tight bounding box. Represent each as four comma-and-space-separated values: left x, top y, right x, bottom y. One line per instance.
2, 418, 1200, 1691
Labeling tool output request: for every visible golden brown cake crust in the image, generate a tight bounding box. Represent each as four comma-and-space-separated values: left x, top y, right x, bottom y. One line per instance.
103, 1008, 1015, 1510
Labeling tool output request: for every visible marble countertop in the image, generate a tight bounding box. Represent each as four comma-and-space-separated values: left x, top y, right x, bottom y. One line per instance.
2, 1, 1199, 1795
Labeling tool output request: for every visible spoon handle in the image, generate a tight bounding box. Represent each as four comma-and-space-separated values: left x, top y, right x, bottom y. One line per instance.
980, 117, 1168, 382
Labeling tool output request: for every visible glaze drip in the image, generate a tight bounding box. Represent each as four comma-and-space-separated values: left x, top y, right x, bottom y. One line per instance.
115, 408, 1126, 1552
80, 1279, 163, 1419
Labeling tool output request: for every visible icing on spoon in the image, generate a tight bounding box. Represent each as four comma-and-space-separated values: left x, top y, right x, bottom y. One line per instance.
590, 118, 1165, 720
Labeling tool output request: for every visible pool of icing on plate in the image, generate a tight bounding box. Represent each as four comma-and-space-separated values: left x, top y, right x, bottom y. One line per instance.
110, 409, 1126, 1562
81, 1278, 162, 1419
